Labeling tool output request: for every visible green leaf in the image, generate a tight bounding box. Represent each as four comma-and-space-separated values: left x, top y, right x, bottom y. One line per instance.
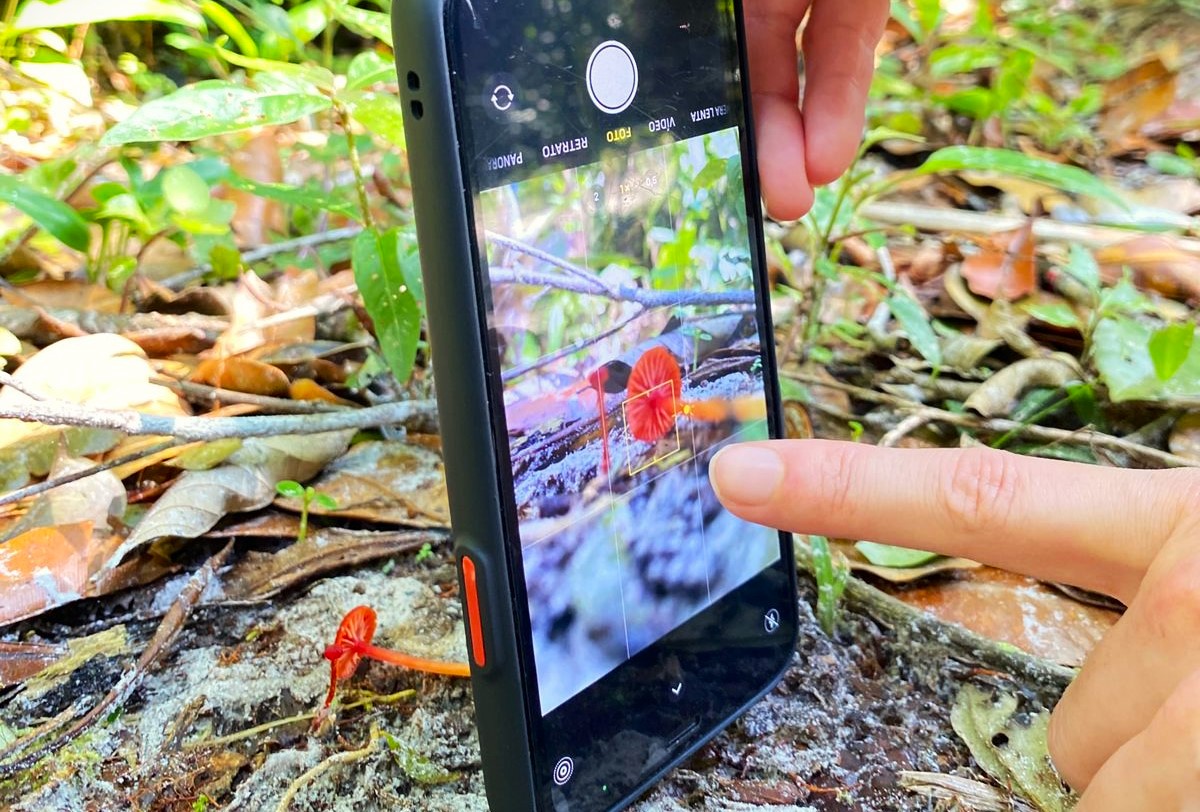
313, 492, 338, 510
1063, 243, 1100, 294
225, 175, 362, 221
100, 80, 331, 146
346, 51, 396, 92
918, 147, 1126, 208
162, 165, 211, 217
1148, 322, 1195, 382
855, 541, 940, 569
199, 0, 257, 57
353, 228, 423, 383
331, 4, 393, 46
0, 175, 90, 252
350, 92, 406, 149
11, 0, 203, 31
1093, 318, 1200, 401
1021, 300, 1080, 329
1146, 151, 1197, 178
929, 43, 1003, 77
275, 480, 305, 499
888, 292, 943, 368
288, 0, 329, 44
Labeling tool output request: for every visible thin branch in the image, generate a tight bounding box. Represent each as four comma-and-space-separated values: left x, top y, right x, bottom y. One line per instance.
0, 397, 438, 442
486, 231, 618, 296
0, 440, 177, 508
161, 226, 365, 290
0, 370, 47, 402
786, 371, 1198, 469
502, 306, 648, 383
0, 544, 233, 780
154, 376, 351, 414
274, 732, 380, 812
880, 412, 932, 448
489, 268, 755, 308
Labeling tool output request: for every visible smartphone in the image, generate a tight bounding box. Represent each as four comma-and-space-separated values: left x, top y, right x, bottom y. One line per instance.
391, 1, 798, 809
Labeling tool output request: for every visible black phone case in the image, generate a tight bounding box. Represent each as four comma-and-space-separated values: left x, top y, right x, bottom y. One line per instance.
391, 3, 797, 810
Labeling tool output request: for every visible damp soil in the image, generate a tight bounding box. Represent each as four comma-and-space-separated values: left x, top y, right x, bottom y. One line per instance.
2, 544, 1063, 812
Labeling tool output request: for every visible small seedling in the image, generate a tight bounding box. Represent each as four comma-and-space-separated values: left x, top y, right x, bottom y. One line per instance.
414, 542, 434, 563
276, 480, 338, 543
319, 605, 471, 716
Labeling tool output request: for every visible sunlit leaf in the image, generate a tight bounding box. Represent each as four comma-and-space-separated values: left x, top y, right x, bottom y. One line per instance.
11, 0, 203, 31
855, 542, 939, 569
225, 175, 362, 221
331, 3, 393, 46
1093, 318, 1200, 401
199, 0, 257, 57
888, 292, 943, 368
351, 92, 406, 149
354, 228, 423, 384
0, 175, 90, 252
100, 80, 331, 146
346, 51, 396, 92
918, 147, 1125, 208
1063, 243, 1100, 294
1148, 322, 1195, 382
162, 165, 211, 217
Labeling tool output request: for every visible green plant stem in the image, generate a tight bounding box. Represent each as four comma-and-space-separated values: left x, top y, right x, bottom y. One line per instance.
989, 392, 1073, 450
337, 103, 375, 230
297, 496, 311, 544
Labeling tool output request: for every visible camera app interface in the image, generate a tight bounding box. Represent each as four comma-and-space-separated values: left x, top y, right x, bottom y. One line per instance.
459, 0, 780, 715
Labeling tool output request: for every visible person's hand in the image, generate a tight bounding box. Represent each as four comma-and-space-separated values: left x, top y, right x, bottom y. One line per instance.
745, 0, 890, 220
709, 440, 1200, 811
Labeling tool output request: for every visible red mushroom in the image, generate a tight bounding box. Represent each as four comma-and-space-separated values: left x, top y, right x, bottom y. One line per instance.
624, 346, 683, 442
321, 605, 471, 712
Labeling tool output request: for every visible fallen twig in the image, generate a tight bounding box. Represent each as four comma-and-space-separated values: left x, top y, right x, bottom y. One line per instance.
861, 200, 1200, 255
154, 375, 351, 414
0, 397, 439, 442
489, 267, 755, 308
786, 371, 1198, 468
274, 730, 380, 812
161, 225, 366, 290
0, 439, 178, 509
0, 543, 234, 780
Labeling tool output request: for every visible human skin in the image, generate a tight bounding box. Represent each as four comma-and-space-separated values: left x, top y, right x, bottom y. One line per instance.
709, 441, 1200, 810
744, 0, 891, 220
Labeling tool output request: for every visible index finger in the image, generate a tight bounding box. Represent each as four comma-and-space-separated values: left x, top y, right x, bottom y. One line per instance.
710, 440, 1190, 602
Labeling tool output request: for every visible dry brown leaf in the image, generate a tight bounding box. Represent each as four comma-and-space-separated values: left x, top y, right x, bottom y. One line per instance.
192, 356, 290, 397
891, 567, 1120, 667
289, 378, 355, 406
1101, 57, 1179, 146
4, 280, 122, 314
1096, 234, 1200, 303
1169, 413, 1200, 462
964, 356, 1082, 417
222, 527, 447, 601
224, 130, 286, 247
103, 429, 354, 570
274, 439, 449, 528
0, 522, 172, 627
960, 221, 1037, 302
0, 334, 188, 491
1, 452, 126, 542
0, 640, 63, 688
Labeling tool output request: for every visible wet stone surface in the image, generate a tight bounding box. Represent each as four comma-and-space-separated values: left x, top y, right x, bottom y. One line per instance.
5, 548, 1020, 812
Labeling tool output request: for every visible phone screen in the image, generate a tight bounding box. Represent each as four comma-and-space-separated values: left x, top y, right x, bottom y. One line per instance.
448, 0, 794, 805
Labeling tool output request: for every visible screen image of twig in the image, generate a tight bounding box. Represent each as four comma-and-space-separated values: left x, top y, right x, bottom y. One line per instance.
480, 128, 780, 714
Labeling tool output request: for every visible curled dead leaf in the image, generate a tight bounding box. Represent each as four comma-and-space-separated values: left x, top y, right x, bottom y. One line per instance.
192, 356, 290, 397
1169, 412, 1200, 462
1100, 56, 1178, 148
960, 220, 1037, 302
1096, 234, 1200, 303
964, 356, 1083, 418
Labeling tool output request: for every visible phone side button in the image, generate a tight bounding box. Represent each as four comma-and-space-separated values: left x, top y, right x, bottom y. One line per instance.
461, 555, 487, 669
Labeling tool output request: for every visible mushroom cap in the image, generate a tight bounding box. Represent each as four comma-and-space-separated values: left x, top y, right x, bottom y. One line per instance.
325, 604, 377, 679
625, 347, 682, 442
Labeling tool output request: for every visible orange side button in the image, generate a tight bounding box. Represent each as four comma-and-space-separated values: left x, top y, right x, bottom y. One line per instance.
461, 555, 486, 668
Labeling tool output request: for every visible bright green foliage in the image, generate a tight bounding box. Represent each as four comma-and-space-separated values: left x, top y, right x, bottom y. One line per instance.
10, 0, 203, 32
809, 536, 849, 636
1149, 323, 1196, 382
276, 480, 338, 544
353, 228, 424, 384
855, 542, 939, 569
100, 79, 332, 146
917, 147, 1125, 208
0, 174, 90, 252
887, 291, 942, 368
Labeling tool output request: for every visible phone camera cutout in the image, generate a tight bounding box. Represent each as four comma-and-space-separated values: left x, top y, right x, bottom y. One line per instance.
409, 99, 424, 120
407, 71, 421, 91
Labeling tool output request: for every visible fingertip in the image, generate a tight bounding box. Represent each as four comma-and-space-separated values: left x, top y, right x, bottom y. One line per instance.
710, 443, 785, 510
753, 94, 815, 221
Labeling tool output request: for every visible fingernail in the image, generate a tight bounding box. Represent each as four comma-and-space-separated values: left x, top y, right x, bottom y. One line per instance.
710, 445, 784, 507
